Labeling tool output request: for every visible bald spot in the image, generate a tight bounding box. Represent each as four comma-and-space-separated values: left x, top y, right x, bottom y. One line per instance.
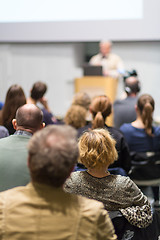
125, 76, 138, 86
16, 104, 43, 130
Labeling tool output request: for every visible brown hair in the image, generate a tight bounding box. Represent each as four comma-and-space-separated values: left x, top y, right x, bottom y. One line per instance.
64, 105, 87, 129
31, 81, 47, 100
90, 95, 112, 129
0, 84, 26, 125
78, 128, 118, 169
28, 125, 79, 187
137, 94, 154, 136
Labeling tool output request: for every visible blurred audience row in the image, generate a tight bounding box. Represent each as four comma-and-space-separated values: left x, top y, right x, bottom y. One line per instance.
0, 78, 160, 239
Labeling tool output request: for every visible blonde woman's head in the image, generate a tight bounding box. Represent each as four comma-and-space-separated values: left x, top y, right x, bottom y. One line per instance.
64, 105, 87, 129
78, 128, 118, 170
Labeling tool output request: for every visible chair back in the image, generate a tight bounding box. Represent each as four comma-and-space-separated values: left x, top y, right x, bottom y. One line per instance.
129, 151, 160, 186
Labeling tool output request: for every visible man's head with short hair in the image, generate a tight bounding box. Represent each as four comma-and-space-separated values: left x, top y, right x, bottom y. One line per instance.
124, 76, 140, 96
28, 125, 79, 187
30, 81, 47, 101
12, 104, 44, 133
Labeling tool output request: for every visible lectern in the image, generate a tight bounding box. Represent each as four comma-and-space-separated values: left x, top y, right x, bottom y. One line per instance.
75, 76, 118, 125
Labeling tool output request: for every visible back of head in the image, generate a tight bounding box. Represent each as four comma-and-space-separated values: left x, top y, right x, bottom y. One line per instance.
31, 81, 47, 100
28, 125, 79, 187
16, 104, 43, 132
72, 92, 91, 110
64, 105, 87, 129
90, 95, 112, 129
137, 94, 154, 136
124, 76, 140, 95
0, 84, 26, 125
78, 128, 118, 169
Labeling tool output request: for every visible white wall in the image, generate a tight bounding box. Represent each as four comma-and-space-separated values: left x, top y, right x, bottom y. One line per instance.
0, 43, 84, 117
0, 41, 160, 120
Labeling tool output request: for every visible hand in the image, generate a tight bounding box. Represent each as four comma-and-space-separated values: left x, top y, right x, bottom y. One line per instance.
39, 97, 50, 112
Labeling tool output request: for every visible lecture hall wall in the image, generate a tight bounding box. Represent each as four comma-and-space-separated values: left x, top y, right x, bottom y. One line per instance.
0, 41, 160, 121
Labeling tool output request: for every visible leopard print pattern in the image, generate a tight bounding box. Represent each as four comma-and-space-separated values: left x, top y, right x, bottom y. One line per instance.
120, 204, 153, 228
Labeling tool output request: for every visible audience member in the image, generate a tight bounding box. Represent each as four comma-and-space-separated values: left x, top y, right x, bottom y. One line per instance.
120, 94, 160, 208
0, 126, 9, 138
0, 125, 117, 240
78, 95, 131, 175
0, 104, 44, 192
71, 92, 92, 123
72, 92, 91, 110
89, 41, 124, 78
27, 81, 57, 125
0, 84, 26, 134
113, 76, 140, 128
64, 105, 87, 129
65, 128, 152, 228
0, 101, 3, 110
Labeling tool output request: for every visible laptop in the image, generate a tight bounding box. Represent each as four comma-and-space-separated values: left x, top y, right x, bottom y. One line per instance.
83, 64, 103, 76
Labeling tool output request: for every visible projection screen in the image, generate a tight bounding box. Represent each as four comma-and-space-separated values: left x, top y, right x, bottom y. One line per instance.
0, 0, 159, 42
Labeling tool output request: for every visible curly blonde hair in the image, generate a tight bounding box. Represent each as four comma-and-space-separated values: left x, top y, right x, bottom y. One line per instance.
64, 105, 87, 129
78, 128, 118, 169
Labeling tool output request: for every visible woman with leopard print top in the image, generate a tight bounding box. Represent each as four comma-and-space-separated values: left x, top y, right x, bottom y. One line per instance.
64, 129, 152, 228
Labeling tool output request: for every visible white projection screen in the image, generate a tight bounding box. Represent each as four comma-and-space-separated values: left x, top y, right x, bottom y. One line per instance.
0, 0, 159, 42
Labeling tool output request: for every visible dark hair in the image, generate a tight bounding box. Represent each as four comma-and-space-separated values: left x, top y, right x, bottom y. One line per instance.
124, 77, 140, 94
90, 95, 112, 129
0, 84, 26, 125
31, 81, 47, 100
137, 94, 154, 136
28, 125, 79, 187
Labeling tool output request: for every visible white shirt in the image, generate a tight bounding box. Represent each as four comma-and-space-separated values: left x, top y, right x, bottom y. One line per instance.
89, 53, 124, 79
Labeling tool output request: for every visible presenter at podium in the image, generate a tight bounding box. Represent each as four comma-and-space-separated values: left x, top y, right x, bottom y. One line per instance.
89, 40, 125, 79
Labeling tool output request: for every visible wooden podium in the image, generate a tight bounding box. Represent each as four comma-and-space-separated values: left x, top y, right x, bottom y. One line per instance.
75, 76, 118, 126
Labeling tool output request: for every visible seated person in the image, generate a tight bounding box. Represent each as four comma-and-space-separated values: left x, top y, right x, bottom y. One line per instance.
0, 101, 3, 110
78, 95, 131, 175
0, 125, 117, 240
71, 92, 92, 124
72, 92, 91, 110
64, 105, 87, 130
120, 94, 160, 208
27, 81, 57, 125
0, 104, 44, 192
64, 128, 152, 228
0, 84, 26, 134
113, 75, 140, 128
0, 125, 9, 138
